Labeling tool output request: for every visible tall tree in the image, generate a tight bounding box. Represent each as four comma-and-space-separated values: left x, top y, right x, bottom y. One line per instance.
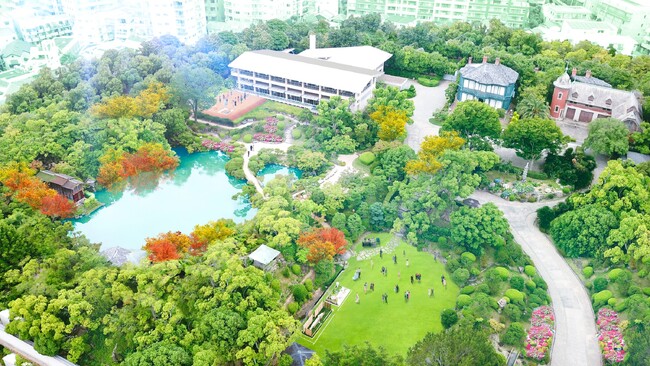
502, 115, 567, 165
406, 132, 465, 175
583, 117, 630, 157
171, 66, 223, 122
441, 100, 501, 140
370, 105, 408, 141
407, 325, 504, 366
449, 203, 510, 255
516, 95, 550, 119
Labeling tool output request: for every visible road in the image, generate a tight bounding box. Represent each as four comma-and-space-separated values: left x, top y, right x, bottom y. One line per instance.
470, 191, 602, 366
404, 80, 448, 151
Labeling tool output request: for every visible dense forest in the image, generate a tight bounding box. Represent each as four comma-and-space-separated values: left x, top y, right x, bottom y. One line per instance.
0, 12, 649, 365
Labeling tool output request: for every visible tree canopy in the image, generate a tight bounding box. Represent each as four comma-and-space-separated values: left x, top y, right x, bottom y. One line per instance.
583, 117, 630, 157
502, 115, 567, 163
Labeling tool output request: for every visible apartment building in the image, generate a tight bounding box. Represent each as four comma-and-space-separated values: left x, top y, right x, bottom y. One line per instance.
10, 10, 72, 44
347, 0, 529, 28
147, 0, 206, 44
219, 0, 312, 30
591, 0, 650, 40
541, 4, 591, 25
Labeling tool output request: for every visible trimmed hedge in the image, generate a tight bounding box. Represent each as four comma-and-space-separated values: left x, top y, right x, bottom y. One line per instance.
460, 285, 475, 295
196, 111, 235, 126
504, 289, 525, 303
607, 298, 618, 307
525, 280, 537, 291
643, 287, 650, 296
608, 268, 624, 280
287, 302, 299, 314
582, 266, 594, 278
359, 152, 376, 166
494, 266, 510, 280
592, 290, 613, 306
457, 294, 472, 308
291, 264, 302, 275
417, 76, 440, 87
291, 128, 302, 139
243, 134, 253, 143
524, 265, 536, 277
277, 121, 286, 130
461, 252, 476, 264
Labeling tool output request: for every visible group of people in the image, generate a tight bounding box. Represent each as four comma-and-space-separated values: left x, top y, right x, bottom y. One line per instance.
217, 91, 248, 109
363, 282, 375, 293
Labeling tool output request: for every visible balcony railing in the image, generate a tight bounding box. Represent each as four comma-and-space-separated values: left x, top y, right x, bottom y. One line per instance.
460, 88, 511, 101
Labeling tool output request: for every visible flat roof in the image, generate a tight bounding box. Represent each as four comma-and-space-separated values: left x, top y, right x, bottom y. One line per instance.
248, 244, 280, 266
229, 50, 381, 94
563, 20, 616, 31
299, 45, 392, 71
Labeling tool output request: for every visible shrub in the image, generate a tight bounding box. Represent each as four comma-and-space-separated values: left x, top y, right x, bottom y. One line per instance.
592, 290, 613, 307
638, 269, 648, 278
494, 266, 510, 280
470, 267, 481, 276
461, 252, 477, 265
497, 108, 506, 118
282, 267, 291, 278
532, 275, 547, 290
417, 76, 440, 87
504, 289, 525, 303
271, 279, 281, 291
607, 298, 618, 307
359, 152, 376, 166
524, 265, 536, 277
476, 284, 490, 294
277, 121, 286, 130
525, 280, 537, 291
445, 258, 462, 274
608, 268, 624, 281
406, 84, 417, 98
287, 302, 299, 315
510, 276, 525, 291
440, 309, 459, 329
527, 171, 548, 180
451, 268, 470, 287
456, 294, 472, 308
291, 128, 302, 139
279, 354, 293, 366
593, 277, 609, 292
291, 264, 302, 276
537, 206, 556, 233
231, 134, 240, 141
292, 284, 309, 303
614, 300, 628, 312
304, 279, 314, 292
501, 323, 526, 346
628, 285, 642, 295
643, 287, 650, 296
583, 266, 594, 278
461, 285, 475, 295
243, 134, 253, 143
503, 304, 522, 322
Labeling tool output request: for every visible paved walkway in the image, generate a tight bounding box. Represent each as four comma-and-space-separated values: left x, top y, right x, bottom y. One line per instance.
405, 80, 449, 152
319, 153, 359, 187
469, 191, 602, 366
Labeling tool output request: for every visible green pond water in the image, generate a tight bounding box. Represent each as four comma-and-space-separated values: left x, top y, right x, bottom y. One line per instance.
73, 149, 299, 257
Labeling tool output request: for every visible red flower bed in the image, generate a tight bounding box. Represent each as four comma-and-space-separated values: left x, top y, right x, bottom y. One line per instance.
596, 308, 625, 363
525, 306, 554, 361
202, 139, 235, 153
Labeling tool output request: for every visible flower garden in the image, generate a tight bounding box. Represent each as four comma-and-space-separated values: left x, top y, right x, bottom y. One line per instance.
201, 139, 236, 153
254, 117, 284, 143
596, 308, 625, 363
525, 305, 554, 362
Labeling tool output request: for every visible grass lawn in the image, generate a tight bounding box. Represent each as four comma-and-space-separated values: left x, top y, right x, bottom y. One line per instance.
299, 235, 459, 357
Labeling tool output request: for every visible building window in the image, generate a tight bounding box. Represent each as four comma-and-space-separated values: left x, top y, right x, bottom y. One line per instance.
557, 92, 563, 100
554, 106, 559, 112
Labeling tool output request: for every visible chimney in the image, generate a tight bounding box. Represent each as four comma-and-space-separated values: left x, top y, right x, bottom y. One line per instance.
495, 57, 501, 65
586, 70, 592, 78
482, 55, 488, 64
309, 34, 316, 50
572, 68, 577, 78
468, 56, 472, 64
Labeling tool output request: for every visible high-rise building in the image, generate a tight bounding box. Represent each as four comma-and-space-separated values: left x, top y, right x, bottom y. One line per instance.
147, 0, 206, 44
219, 0, 311, 30
591, 0, 650, 40
346, 0, 529, 28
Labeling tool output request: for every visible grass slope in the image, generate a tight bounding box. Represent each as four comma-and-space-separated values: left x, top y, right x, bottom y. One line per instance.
299, 236, 459, 357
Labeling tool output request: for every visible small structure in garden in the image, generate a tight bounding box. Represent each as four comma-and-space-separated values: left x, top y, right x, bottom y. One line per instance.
361, 237, 380, 247
100, 247, 131, 266
302, 301, 333, 337
248, 244, 281, 271
282, 342, 316, 366
325, 286, 350, 306
35, 170, 84, 202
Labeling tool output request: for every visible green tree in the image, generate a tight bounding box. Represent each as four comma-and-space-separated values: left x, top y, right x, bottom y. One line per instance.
407, 325, 504, 366
624, 324, 650, 366
604, 212, 650, 266
543, 147, 596, 189
324, 342, 404, 366
367, 86, 415, 117
583, 118, 630, 157
501, 323, 526, 346
503, 116, 567, 165
171, 66, 223, 122
515, 95, 550, 119
442, 100, 501, 140
123, 341, 192, 366
550, 204, 618, 257
449, 203, 510, 255
370, 202, 385, 230
440, 309, 459, 329
347, 213, 364, 241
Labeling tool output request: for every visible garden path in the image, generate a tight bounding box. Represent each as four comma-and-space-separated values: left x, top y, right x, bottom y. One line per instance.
405, 80, 448, 152
319, 154, 359, 187
242, 141, 291, 198
355, 234, 400, 261
469, 190, 602, 366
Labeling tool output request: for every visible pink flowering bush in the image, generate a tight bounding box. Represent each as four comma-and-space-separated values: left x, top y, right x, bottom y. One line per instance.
201, 139, 235, 153
263, 124, 278, 134
525, 306, 554, 361
253, 133, 283, 143
265, 117, 278, 125
596, 308, 625, 363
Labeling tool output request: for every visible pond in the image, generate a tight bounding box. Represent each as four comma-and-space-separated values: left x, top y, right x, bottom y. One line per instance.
257, 163, 302, 186
73, 148, 257, 257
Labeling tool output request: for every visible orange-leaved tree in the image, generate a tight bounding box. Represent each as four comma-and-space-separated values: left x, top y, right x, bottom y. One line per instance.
97, 143, 179, 187
189, 219, 236, 255
90, 81, 170, 119
298, 227, 348, 264
0, 165, 77, 218
144, 231, 193, 262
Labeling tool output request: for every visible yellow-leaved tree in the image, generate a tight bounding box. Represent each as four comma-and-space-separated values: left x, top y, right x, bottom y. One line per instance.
405, 131, 465, 175
370, 105, 408, 141
90, 81, 169, 119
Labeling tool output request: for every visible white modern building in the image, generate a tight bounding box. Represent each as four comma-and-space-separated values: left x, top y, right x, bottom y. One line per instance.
533, 19, 638, 55
147, 0, 206, 44
11, 11, 72, 44
229, 36, 392, 111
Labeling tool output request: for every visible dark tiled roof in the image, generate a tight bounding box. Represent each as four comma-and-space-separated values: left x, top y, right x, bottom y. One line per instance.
459, 62, 519, 86
573, 75, 611, 88
283, 342, 315, 366
35, 170, 83, 190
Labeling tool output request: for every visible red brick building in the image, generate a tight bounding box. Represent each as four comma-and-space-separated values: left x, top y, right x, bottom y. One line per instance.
550, 68, 642, 131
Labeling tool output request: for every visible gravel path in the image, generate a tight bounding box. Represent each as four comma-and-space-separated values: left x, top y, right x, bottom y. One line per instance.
405, 80, 449, 152
469, 191, 602, 366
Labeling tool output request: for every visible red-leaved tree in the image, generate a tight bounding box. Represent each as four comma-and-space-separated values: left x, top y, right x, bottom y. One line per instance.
298, 227, 348, 264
